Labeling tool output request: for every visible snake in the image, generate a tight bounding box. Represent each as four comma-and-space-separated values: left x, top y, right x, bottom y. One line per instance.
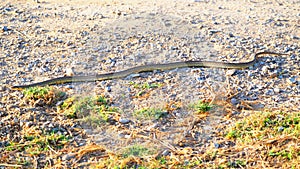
11, 51, 286, 90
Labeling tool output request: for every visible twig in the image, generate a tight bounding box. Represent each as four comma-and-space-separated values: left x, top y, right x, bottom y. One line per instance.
0, 163, 23, 167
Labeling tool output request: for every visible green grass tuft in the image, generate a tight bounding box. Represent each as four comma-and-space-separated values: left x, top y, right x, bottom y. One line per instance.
23, 86, 66, 105
133, 107, 168, 120
190, 100, 212, 113
122, 145, 155, 158
58, 95, 119, 126
226, 111, 300, 141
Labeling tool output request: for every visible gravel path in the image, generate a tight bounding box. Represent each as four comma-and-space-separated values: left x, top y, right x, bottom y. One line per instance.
0, 0, 299, 168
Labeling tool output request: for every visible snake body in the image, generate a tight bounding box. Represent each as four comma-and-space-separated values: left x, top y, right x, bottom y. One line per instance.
11, 51, 286, 90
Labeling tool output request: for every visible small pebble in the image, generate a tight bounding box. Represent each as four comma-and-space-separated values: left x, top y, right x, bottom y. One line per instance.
231, 111, 240, 115
288, 77, 297, 84
62, 153, 76, 161
105, 86, 112, 92
278, 126, 284, 132
231, 98, 239, 105
0, 86, 5, 92
0, 141, 9, 148
56, 100, 64, 106
65, 67, 75, 76
266, 89, 274, 95
226, 69, 236, 76
65, 85, 74, 89
273, 88, 280, 93
161, 149, 170, 156
214, 143, 220, 148
261, 66, 269, 74
124, 135, 131, 139
2, 26, 9, 31
119, 118, 130, 124
269, 71, 278, 78
276, 115, 284, 120
209, 30, 220, 35
290, 54, 296, 60
25, 121, 34, 128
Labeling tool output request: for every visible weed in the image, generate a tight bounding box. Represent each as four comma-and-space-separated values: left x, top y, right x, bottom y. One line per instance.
129, 81, 162, 90
226, 130, 240, 139
129, 81, 163, 98
227, 159, 246, 168
133, 107, 167, 120
226, 111, 300, 142
223, 111, 300, 167
159, 157, 167, 165
58, 95, 119, 126
269, 149, 293, 160
122, 145, 154, 158
23, 86, 66, 105
5, 132, 70, 155
190, 100, 212, 113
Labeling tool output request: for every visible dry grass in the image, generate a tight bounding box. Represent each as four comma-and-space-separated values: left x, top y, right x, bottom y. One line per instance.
1, 87, 299, 168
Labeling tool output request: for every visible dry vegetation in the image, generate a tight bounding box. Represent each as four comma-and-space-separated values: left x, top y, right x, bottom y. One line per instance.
1, 86, 299, 168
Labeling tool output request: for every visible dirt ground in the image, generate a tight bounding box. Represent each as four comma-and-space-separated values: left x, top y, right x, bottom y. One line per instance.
0, 0, 299, 168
